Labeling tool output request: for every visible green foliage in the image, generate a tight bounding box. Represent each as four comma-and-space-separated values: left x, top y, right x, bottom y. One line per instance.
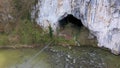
12, 0, 36, 20
13, 0, 23, 11
0, 34, 9, 45
48, 25, 53, 38
12, 20, 43, 44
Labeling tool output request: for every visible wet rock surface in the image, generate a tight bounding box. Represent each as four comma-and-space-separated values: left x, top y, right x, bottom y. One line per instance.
46, 46, 108, 68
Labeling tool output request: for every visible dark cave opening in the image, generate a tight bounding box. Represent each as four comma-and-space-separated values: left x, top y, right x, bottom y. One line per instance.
58, 14, 83, 29
58, 14, 97, 45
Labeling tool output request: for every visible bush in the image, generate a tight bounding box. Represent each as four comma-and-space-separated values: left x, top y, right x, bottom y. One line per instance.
0, 34, 9, 45
11, 20, 43, 44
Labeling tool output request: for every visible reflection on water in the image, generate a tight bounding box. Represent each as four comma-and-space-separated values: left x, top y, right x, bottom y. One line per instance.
0, 48, 51, 68
0, 46, 120, 68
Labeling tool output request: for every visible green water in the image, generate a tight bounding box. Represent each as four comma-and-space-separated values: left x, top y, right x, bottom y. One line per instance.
0, 48, 51, 68
0, 46, 120, 68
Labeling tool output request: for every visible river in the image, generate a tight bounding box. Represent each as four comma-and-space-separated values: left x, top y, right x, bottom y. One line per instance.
0, 45, 120, 68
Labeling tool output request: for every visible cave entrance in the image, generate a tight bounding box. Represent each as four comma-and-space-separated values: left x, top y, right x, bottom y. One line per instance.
58, 14, 83, 30
58, 14, 97, 46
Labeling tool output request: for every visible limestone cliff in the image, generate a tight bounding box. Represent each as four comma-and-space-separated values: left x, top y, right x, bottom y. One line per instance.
33, 0, 120, 54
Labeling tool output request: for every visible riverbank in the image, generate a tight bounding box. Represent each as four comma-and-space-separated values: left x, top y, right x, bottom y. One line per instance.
0, 20, 97, 49
0, 44, 40, 49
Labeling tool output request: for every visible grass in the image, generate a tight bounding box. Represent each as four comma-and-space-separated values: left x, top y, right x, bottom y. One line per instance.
0, 20, 46, 46
0, 20, 76, 46
0, 34, 9, 45
0, 19, 97, 47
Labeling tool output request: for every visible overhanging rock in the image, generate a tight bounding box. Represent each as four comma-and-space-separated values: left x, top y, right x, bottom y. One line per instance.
33, 0, 120, 55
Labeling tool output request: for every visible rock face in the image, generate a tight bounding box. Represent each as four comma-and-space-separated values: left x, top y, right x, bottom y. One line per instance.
0, 0, 13, 23
33, 0, 120, 54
